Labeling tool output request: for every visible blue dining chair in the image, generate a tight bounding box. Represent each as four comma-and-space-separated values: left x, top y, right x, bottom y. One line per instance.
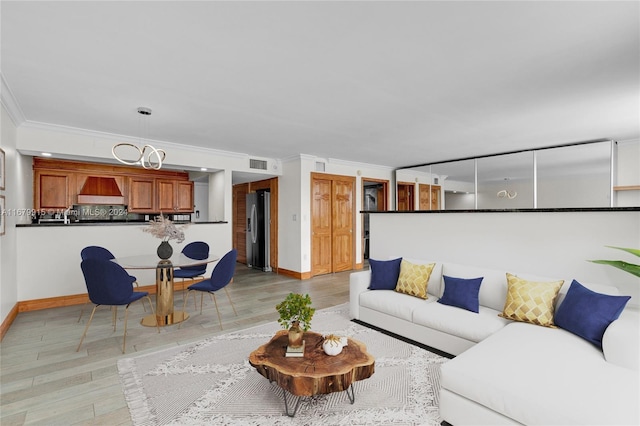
78, 246, 147, 322
77, 258, 159, 354
174, 241, 210, 284
180, 249, 238, 330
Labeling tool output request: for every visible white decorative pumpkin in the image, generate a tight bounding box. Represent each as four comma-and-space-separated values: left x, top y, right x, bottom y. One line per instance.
322, 334, 348, 356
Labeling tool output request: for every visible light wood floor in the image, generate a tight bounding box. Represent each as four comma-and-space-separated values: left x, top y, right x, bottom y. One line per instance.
0, 265, 352, 425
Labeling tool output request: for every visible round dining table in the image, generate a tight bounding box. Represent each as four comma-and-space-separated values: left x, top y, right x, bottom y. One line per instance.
112, 253, 219, 326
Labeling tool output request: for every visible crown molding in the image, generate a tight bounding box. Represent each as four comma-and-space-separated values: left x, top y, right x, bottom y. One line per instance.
326, 157, 395, 171
0, 74, 26, 126
19, 120, 252, 160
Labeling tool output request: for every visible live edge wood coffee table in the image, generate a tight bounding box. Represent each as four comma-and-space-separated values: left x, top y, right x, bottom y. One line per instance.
249, 330, 375, 417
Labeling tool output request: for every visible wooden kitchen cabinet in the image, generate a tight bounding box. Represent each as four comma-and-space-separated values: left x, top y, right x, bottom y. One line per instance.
128, 177, 156, 212
34, 170, 75, 210
157, 179, 194, 213
34, 158, 194, 214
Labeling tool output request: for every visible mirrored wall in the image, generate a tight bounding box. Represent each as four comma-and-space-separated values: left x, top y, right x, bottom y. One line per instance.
395, 140, 629, 210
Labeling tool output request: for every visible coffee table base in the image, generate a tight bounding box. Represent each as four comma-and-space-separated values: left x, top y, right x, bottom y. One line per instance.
281, 383, 356, 417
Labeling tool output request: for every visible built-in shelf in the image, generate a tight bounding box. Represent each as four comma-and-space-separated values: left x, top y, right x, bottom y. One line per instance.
613, 185, 640, 191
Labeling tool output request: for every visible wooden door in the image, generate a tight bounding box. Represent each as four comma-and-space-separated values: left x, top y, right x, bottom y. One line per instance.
311, 173, 354, 276
233, 183, 249, 264
430, 185, 441, 210
332, 179, 354, 272
419, 184, 441, 210
311, 177, 333, 276
397, 182, 414, 211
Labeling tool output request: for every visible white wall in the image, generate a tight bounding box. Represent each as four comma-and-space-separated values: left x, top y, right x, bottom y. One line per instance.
193, 182, 209, 222
369, 210, 640, 308
616, 139, 640, 207
278, 156, 303, 273
16, 223, 231, 300
208, 170, 226, 222
1, 105, 19, 323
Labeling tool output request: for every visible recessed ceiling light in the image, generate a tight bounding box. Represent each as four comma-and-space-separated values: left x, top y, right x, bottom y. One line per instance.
41, 152, 52, 157
200, 167, 207, 171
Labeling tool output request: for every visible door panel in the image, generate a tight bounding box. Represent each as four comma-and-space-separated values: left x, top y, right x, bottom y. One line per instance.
311, 178, 332, 276
233, 184, 248, 264
397, 183, 414, 211
332, 179, 353, 272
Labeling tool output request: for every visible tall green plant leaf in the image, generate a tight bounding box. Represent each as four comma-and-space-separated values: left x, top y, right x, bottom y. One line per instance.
605, 246, 640, 258
589, 260, 640, 278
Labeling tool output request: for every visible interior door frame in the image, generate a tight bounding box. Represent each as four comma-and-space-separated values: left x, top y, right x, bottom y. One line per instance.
361, 178, 389, 262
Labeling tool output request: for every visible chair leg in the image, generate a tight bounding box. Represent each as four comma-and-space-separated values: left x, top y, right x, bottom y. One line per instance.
212, 293, 223, 330
77, 297, 89, 322
178, 291, 190, 329
77, 305, 98, 352
224, 287, 238, 317
200, 293, 204, 314
122, 305, 129, 354
132, 281, 147, 312
112, 306, 118, 331
146, 295, 160, 333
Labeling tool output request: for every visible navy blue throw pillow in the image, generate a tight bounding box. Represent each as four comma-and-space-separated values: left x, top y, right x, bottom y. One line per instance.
437, 275, 483, 313
555, 279, 630, 348
368, 258, 402, 290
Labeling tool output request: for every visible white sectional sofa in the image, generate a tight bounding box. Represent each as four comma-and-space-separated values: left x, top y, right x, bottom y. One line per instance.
349, 260, 640, 425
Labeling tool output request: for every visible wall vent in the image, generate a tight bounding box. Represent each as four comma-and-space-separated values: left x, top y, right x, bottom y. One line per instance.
315, 161, 326, 172
250, 159, 268, 170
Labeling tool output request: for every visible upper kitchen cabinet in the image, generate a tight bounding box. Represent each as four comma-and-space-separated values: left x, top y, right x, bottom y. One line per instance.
157, 179, 194, 213
33, 158, 195, 214
128, 177, 156, 213
34, 170, 75, 210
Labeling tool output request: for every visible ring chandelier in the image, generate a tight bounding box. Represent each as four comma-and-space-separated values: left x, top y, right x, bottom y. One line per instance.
112, 107, 166, 170
496, 178, 518, 199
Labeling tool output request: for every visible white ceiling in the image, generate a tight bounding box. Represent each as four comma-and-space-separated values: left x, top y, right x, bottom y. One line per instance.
2, 1, 638, 169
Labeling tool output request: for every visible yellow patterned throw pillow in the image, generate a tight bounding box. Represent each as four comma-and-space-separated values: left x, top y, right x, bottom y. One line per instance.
395, 260, 435, 299
499, 273, 564, 327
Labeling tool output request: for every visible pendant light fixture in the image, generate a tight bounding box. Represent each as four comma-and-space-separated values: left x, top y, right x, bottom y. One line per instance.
112, 107, 166, 170
497, 178, 518, 199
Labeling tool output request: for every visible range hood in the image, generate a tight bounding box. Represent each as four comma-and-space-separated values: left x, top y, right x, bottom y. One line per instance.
77, 176, 125, 204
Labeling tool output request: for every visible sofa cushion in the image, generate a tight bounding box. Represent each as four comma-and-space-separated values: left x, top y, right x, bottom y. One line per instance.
438, 275, 483, 313
499, 273, 564, 327
412, 303, 509, 343
395, 260, 435, 299
399, 258, 443, 298
555, 279, 631, 348
442, 263, 507, 311
359, 289, 435, 321
368, 257, 402, 290
440, 322, 639, 425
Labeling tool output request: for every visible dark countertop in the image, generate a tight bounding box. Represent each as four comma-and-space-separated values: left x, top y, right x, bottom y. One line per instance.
17, 221, 228, 227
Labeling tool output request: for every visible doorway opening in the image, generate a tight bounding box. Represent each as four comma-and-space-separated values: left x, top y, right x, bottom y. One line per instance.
362, 179, 388, 260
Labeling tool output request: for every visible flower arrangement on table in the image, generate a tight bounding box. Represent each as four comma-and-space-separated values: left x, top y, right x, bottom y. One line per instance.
143, 214, 187, 243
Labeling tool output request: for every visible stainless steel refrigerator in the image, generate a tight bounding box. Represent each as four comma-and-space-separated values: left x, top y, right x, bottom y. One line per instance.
246, 191, 272, 272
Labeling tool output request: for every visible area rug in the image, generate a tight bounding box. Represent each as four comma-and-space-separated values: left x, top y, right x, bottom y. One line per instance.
117, 304, 448, 425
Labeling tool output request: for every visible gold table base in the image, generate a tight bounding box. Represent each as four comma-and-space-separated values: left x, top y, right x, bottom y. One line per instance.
141, 311, 189, 326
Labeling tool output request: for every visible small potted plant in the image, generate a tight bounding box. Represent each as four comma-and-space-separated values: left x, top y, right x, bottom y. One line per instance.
276, 293, 315, 348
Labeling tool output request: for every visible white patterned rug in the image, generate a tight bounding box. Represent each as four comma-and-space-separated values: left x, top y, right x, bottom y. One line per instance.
117, 304, 448, 425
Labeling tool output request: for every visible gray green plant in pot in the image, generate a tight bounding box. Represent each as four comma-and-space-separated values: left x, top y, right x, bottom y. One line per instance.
589, 246, 640, 278
276, 293, 315, 348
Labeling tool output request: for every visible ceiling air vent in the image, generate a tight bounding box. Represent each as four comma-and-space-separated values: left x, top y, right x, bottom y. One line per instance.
250, 159, 268, 170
